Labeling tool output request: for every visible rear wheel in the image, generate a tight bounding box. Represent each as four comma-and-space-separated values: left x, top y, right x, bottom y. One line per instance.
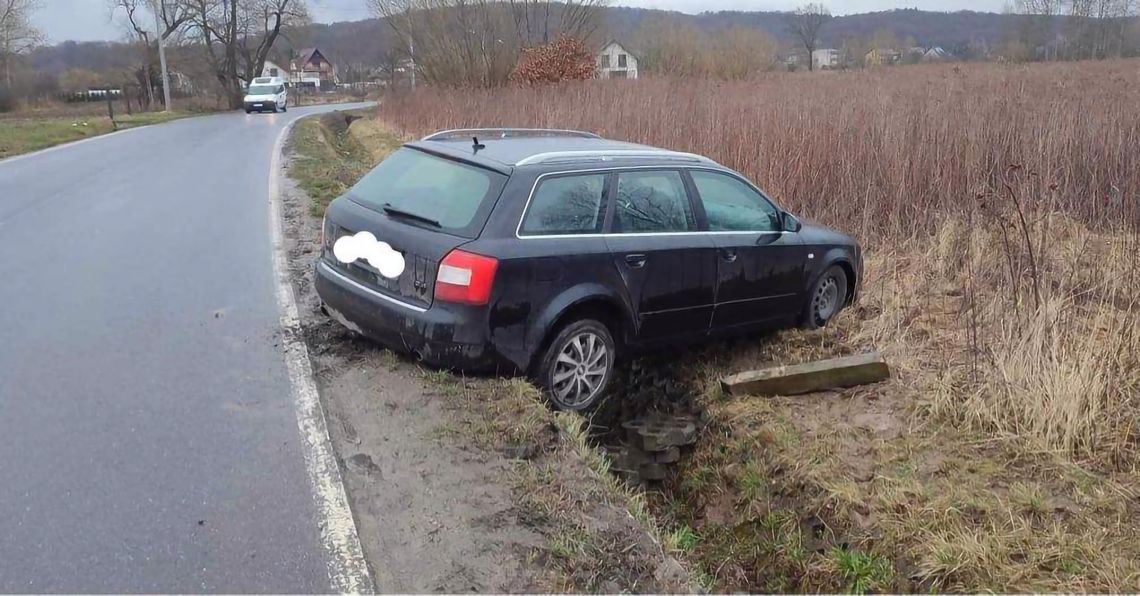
537, 319, 615, 411
802, 265, 848, 329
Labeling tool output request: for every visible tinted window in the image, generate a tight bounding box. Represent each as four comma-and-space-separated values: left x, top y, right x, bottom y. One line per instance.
613, 170, 695, 233
521, 174, 606, 236
348, 148, 506, 236
691, 170, 780, 232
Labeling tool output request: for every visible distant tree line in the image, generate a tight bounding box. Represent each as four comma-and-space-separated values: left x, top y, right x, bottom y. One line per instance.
4, 0, 1140, 108
366, 0, 605, 87
1012, 0, 1138, 61
1, 0, 310, 111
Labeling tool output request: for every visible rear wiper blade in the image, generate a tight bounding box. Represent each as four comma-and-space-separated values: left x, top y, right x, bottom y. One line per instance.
381, 203, 441, 228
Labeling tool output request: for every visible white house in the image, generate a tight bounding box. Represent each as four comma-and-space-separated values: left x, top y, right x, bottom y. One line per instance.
811, 48, 842, 70
289, 47, 339, 89
922, 46, 952, 62
596, 40, 638, 79
261, 60, 289, 80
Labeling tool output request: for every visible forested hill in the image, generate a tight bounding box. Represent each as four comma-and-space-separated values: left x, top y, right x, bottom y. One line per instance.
28, 7, 1040, 76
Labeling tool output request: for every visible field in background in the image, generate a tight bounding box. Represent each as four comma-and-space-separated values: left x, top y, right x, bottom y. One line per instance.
375, 59, 1140, 591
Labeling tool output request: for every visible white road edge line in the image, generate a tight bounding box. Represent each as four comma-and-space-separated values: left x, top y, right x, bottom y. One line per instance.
268, 117, 375, 594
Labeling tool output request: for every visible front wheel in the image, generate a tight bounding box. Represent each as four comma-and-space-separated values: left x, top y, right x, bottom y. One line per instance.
537, 319, 615, 411
802, 265, 849, 329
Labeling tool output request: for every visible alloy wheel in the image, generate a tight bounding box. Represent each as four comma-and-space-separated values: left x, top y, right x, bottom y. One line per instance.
550, 331, 609, 408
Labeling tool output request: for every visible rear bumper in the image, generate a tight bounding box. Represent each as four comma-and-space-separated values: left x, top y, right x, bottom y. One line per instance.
314, 260, 514, 372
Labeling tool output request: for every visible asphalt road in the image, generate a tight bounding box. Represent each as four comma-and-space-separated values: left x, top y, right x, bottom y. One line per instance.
0, 103, 372, 593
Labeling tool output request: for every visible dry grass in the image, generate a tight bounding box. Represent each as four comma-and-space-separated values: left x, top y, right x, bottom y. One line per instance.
0, 110, 199, 158
374, 59, 1140, 591
378, 60, 1139, 239
422, 373, 691, 592
285, 112, 402, 215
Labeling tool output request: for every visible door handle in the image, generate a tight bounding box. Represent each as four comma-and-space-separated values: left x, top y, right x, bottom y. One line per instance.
720, 248, 738, 263
624, 253, 647, 268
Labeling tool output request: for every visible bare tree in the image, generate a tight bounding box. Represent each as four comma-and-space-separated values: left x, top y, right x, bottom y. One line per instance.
1015, 0, 1062, 58
0, 0, 43, 87
109, 0, 190, 107
183, 0, 308, 107
507, 0, 603, 46
368, 0, 605, 87
1066, 0, 1137, 58
634, 16, 780, 79
786, 3, 831, 71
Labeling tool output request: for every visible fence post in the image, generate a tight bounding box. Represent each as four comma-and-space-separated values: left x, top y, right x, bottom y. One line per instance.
107, 93, 117, 131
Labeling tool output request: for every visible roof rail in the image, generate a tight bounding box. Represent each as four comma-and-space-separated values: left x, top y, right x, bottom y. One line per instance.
421, 128, 601, 141
514, 149, 717, 167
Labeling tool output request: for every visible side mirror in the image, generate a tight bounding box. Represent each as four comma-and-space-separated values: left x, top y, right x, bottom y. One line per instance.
781, 212, 802, 233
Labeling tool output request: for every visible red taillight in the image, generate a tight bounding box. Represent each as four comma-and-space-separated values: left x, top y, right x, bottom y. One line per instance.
435, 249, 499, 305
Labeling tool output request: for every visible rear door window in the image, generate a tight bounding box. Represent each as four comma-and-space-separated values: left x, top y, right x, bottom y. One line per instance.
520, 173, 607, 236
347, 148, 507, 238
612, 170, 695, 233
690, 170, 780, 232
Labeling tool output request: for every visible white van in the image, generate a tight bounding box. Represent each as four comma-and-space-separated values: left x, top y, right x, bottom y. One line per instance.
243, 76, 288, 113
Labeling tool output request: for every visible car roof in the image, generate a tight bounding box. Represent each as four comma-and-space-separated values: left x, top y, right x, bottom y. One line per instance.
406, 128, 719, 174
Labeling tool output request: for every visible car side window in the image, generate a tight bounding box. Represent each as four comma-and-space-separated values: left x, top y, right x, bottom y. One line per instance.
613, 170, 695, 233
690, 170, 780, 232
520, 173, 607, 236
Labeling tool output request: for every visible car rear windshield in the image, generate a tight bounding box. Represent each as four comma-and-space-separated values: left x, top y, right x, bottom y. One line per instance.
346, 147, 507, 238
247, 85, 278, 95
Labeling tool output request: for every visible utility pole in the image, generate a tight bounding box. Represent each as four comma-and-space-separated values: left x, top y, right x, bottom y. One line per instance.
152, 0, 173, 111
409, 38, 416, 90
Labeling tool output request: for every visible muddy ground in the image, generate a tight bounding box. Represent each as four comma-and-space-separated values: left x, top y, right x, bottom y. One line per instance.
278, 134, 686, 592
278, 164, 546, 591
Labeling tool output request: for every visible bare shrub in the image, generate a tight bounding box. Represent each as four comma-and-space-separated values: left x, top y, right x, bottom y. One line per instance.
510, 36, 595, 85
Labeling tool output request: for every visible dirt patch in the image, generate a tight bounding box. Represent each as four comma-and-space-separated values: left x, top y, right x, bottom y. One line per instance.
278, 118, 688, 592
279, 157, 543, 591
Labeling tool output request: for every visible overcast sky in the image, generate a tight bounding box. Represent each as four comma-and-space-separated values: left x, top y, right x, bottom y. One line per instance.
34, 0, 1008, 44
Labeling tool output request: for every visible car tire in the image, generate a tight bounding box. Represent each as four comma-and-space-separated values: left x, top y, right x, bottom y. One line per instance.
802, 265, 849, 329
537, 319, 615, 411
245, 109, 251, 114
282, 103, 288, 112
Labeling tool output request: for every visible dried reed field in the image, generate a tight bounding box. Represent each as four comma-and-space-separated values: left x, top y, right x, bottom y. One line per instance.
380, 61, 1138, 239
374, 60, 1140, 590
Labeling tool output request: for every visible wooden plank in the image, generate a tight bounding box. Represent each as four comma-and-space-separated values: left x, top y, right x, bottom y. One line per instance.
720, 352, 890, 397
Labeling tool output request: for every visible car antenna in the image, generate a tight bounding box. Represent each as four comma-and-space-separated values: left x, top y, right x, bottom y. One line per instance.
472, 136, 485, 153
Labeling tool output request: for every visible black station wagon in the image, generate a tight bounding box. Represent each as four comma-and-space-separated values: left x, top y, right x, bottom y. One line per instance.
315, 128, 862, 410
